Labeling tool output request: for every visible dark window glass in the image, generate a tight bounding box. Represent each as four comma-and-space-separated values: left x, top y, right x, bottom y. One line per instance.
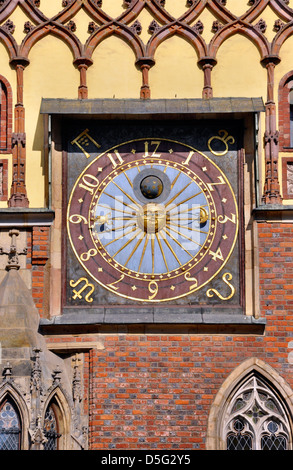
0, 399, 21, 450
43, 405, 61, 450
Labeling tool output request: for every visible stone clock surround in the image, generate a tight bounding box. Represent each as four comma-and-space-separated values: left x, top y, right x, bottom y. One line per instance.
36, 98, 266, 330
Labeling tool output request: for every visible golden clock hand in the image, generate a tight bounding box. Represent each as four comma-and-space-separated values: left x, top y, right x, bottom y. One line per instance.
124, 232, 145, 268
167, 221, 209, 235
103, 191, 139, 211
95, 202, 136, 216
167, 190, 203, 210
162, 227, 194, 258
165, 182, 191, 207
111, 180, 139, 206
170, 170, 181, 189
160, 231, 181, 265
155, 232, 169, 272
168, 203, 208, 216
102, 225, 137, 247
112, 228, 143, 258
138, 233, 149, 272
151, 234, 155, 274
165, 223, 203, 247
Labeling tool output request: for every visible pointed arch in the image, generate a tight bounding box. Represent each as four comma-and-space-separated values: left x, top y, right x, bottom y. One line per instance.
20, 21, 84, 62
271, 20, 293, 57
42, 386, 72, 450
146, 22, 207, 61
208, 20, 270, 61
0, 382, 30, 450
84, 22, 146, 63
206, 358, 293, 450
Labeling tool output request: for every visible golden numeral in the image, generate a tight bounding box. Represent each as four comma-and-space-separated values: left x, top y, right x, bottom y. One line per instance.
107, 150, 124, 169
148, 280, 158, 300
70, 277, 95, 303
206, 175, 226, 192
80, 248, 97, 261
207, 130, 235, 156
107, 274, 125, 291
209, 247, 224, 262
218, 213, 237, 224
68, 214, 88, 225
184, 272, 198, 291
79, 173, 99, 195
144, 141, 161, 158
182, 151, 195, 166
206, 272, 235, 301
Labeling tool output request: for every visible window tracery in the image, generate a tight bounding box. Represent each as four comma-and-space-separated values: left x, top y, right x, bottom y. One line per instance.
43, 402, 62, 450
0, 398, 21, 450
224, 375, 291, 450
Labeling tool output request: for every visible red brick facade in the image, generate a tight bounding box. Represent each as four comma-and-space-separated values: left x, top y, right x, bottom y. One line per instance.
27, 226, 50, 317
39, 222, 293, 450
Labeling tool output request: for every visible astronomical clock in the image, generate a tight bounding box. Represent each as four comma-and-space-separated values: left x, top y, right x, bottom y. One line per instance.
63, 120, 244, 319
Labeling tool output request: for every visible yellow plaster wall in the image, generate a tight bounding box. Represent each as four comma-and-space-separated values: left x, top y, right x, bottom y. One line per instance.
87, 36, 141, 99
0, 43, 16, 209
212, 34, 267, 99
24, 35, 79, 207
275, 34, 293, 204
2, 1, 293, 207
150, 35, 202, 99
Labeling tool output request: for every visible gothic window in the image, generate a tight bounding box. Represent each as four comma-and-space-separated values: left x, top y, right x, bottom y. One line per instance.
223, 375, 291, 450
0, 398, 21, 450
279, 72, 293, 150
0, 159, 8, 200
43, 402, 61, 450
0, 77, 12, 153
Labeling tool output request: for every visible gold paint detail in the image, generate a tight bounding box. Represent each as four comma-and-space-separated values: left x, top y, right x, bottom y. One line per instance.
70, 277, 95, 303
144, 140, 161, 158
78, 174, 99, 195
184, 272, 198, 291
209, 247, 224, 262
206, 272, 235, 301
148, 280, 158, 299
207, 130, 235, 156
71, 129, 101, 158
218, 213, 237, 224
68, 214, 88, 225
206, 175, 226, 192
107, 149, 124, 169
80, 248, 98, 262
107, 274, 125, 291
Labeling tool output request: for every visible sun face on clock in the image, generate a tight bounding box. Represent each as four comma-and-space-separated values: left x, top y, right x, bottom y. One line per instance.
67, 138, 238, 302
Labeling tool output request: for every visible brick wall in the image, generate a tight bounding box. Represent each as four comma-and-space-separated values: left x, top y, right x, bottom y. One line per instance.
79, 222, 293, 450
27, 226, 50, 317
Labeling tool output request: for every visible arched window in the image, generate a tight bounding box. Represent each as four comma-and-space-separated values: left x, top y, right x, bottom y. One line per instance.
224, 375, 291, 450
0, 76, 12, 153
43, 401, 61, 450
0, 398, 21, 450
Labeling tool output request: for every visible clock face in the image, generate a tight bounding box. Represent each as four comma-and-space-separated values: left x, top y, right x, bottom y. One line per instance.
67, 138, 238, 302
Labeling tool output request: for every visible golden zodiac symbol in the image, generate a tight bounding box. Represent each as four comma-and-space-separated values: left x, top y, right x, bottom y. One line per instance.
206, 272, 235, 301
70, 277, 95, 303
71, 129, 101, 159
184, 272, 198, 291
207, 130, 235, 156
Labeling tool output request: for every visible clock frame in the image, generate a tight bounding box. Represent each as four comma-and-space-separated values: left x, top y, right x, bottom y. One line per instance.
65, 131, 241, 307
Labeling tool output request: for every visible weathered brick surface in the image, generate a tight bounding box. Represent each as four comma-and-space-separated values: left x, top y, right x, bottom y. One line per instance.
90, 223, 293, 449
44, 222, 293, 449
28, 226, 50, 317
